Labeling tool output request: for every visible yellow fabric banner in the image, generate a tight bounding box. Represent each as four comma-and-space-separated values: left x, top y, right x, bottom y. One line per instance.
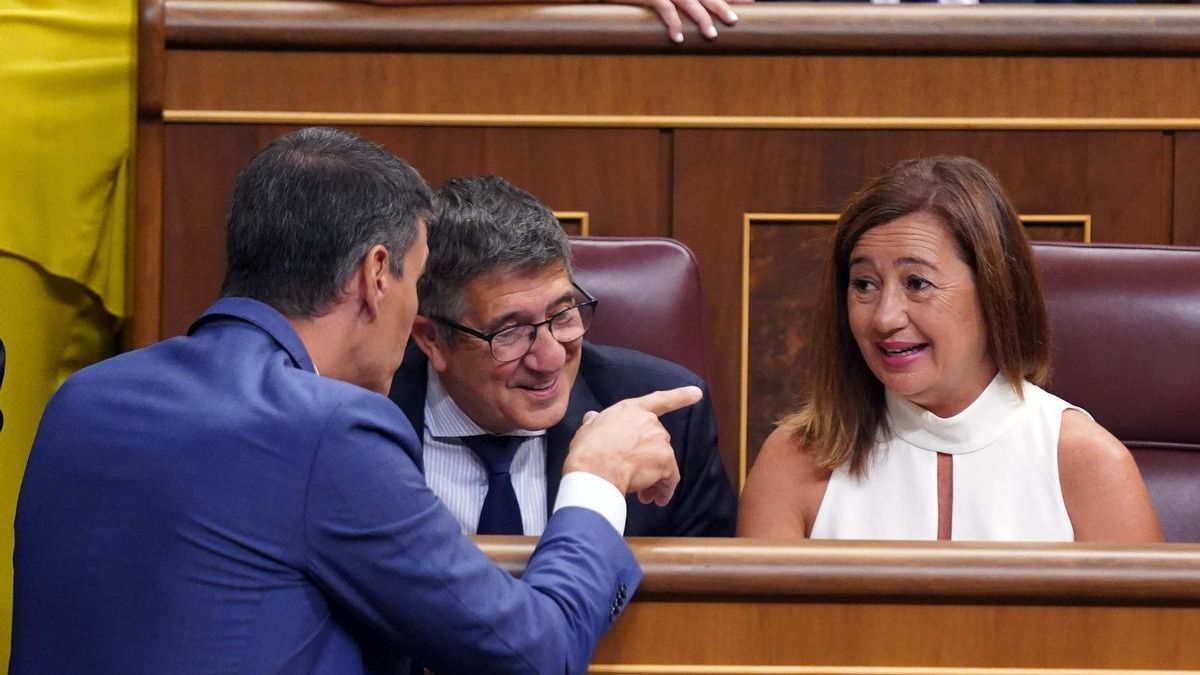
0, 1, 134, 317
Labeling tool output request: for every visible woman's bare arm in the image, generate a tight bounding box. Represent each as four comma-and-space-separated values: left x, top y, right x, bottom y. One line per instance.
1058, 409, 1163, 543
738, 426, 831, 538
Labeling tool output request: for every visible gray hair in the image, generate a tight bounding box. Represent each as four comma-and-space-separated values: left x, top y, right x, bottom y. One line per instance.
419, 176, 572, 343
221, 127, 433, 317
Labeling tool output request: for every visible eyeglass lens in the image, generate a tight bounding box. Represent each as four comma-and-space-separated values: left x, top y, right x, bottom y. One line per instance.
490, 303, 594, 361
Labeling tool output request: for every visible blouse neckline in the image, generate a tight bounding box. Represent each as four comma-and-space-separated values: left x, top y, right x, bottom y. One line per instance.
884, 373, 1024, 455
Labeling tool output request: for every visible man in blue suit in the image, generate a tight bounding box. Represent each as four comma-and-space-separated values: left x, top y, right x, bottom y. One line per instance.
390, 176, 736, 539
12, 127, 701, 674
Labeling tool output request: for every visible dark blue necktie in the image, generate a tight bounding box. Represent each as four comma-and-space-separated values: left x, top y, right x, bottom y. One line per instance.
462, 434, 524, 535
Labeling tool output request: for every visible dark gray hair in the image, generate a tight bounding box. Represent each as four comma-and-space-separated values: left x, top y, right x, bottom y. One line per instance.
220, 126, 433, 317
419, 176, 572, 342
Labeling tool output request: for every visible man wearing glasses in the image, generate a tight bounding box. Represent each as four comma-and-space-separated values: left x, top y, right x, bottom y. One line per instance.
14, 131, 704, 674
391, 176, 736, 537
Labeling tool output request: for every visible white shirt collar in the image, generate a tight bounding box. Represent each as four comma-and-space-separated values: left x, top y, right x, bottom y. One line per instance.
424, 363, 545, 440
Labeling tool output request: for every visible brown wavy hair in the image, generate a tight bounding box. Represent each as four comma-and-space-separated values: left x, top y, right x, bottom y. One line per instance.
779, 156, 1050, 476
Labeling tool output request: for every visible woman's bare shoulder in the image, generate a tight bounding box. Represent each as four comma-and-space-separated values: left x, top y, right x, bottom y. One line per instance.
737, 426, 832, 539
1059, 409, 1127, 467
1058, 409, 1163, 543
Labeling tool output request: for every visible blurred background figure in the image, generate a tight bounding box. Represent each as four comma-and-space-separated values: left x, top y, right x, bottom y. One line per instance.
739, 156, 1162, 543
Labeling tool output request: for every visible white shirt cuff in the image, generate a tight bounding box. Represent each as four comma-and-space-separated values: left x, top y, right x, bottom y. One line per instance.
552, 471, 627, 535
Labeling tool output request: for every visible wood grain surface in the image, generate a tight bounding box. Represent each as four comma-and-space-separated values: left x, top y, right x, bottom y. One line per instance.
165, 1, 1200, 55
478, 538, 1200, 669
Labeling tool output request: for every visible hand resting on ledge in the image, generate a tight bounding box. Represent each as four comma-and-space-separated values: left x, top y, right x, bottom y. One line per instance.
362, 0, 752, 43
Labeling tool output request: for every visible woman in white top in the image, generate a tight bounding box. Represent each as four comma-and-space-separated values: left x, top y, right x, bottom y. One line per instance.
739, 156, 1162, 542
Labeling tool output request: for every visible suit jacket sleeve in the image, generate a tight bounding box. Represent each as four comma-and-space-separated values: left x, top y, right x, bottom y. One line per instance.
302, 393, 641, 674
666, 382, 738, 537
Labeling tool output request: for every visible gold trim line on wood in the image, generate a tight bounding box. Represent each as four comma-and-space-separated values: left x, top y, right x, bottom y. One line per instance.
554, 211, 590, 237
739, 215, 751, 491
744, 213, 842, 224
1021, 214, 1093, 243
162, 110, 1200, 131
588, 662, 1190, 667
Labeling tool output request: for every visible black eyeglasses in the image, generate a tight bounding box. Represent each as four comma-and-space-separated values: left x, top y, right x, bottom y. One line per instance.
434, 283, 598, 363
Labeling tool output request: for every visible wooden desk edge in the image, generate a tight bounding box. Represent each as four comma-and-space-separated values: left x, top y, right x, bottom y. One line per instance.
161, 1, 1200, 55
479, 537, 1200, 603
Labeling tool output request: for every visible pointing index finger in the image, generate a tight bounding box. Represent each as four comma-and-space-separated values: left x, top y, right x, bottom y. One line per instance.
631, 385, 703, 417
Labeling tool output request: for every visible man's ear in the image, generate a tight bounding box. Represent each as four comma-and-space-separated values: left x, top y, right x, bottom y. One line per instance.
357, 244, 391, 320
410, 315, 449, 372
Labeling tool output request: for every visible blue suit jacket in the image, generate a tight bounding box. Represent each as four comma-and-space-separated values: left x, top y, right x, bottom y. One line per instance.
13, 298, 641, 675
389, 342, 737, 537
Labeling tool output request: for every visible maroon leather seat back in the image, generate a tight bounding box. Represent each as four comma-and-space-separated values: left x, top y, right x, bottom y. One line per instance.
569, 237, 709, 380
1034, 242, 1200, 542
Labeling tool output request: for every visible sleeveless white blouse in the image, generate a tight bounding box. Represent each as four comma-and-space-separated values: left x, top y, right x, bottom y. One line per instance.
810, 376, 1078, 542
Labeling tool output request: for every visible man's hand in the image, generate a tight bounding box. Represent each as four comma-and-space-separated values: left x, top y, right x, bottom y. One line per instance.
617, 0, 752, 44
564, 385, 703, 506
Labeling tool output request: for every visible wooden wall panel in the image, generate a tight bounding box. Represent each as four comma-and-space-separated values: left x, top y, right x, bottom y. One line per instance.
1174, 132, 1200, 246
160, 123, 666, 337
164, 50, 1200, 120
594, 601, 1200, 669
161, 125, 258, 338
672, 130, 1172, 480
146, 4, 1196, 488
745, 223, 831, 459
164, 2, 1200, 56
478, 537, 1200, 671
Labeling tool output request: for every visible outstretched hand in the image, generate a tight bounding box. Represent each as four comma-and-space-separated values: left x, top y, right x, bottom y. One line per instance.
567, 385, 703, 505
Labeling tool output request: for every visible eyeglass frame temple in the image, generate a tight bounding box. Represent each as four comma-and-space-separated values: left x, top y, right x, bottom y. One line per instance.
431, 281, 598, 351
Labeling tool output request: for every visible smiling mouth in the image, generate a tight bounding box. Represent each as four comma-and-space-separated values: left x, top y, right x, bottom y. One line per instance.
880, 344, 927, 357
517, 377, 557, 393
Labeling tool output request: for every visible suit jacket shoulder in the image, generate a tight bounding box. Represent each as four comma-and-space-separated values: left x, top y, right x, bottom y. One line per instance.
14, 301, 641, 675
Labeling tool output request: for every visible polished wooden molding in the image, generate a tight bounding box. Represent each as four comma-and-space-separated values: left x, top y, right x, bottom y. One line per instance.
159, 111, 1200, 131
133, 0, 167, 349
479, 538, 1200, 603
1022, 214, 1093, 243
164, 1, 1200, 55
140, 0, 166, 118
554, 211, 591, 236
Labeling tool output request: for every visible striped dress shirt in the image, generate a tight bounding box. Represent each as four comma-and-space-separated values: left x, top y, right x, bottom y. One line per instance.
422, 365, 549, 536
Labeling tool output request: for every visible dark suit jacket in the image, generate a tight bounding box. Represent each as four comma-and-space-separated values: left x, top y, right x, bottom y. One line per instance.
13, 298, 640, 675
390, 341, 738, 537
